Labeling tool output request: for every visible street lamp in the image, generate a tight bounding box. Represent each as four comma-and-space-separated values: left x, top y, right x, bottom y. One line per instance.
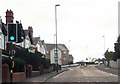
86, 45, 88, 59
103, 36, 105, 53
69, 40, 71, 53
55, 4, 60, 72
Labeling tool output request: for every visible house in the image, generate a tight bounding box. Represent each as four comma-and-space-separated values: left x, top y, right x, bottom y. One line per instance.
45, 44, 62, 65
21, 26, 33, 48
0, 16, 4, 49
68, 54, 74, 64
22, 29, 31, 48
33, 37, 41, 52
40, 40, 47, 55
32, 37, 46, 55
45, 43, 69, 65
58, 44, 69, 65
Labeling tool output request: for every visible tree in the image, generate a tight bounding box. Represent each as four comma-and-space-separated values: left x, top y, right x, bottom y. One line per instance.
104, 50, 115, 66
114, 43, 120, 59
41, 57, 50, 69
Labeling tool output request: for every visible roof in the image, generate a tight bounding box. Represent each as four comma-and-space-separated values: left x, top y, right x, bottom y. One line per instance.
24, 30, 29, 37
45, 43, 68, 51
46, 44, 55, 51
0, 22, 7, 36
69, 54, 74, 59
23, 29, 33, 44
33, 37, 40, 45
58, 44, 68, 51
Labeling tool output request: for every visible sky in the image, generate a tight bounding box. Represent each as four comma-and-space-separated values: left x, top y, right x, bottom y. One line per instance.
0, 0, 119, 62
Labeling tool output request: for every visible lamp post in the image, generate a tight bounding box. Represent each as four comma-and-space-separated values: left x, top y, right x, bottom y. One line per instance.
86, 45, 88, 57
55, 4, 60, 72
69, 40, 71, 53
103, 36, 105, 53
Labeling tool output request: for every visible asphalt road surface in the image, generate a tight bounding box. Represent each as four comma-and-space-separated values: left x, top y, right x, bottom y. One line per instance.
46, 65, 118, 82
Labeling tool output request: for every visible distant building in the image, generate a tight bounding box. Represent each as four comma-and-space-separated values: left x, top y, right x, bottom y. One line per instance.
45, 43, 69, 65
68, 54, 74, 64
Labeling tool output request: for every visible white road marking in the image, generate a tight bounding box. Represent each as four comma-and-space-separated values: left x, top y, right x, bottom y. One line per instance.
110, 73, 118, 76
53, 72, 65, 78
81, 69, 88, 76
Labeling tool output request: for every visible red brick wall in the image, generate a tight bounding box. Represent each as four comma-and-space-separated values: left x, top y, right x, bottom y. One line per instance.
32, 71, 40, 77
12, 72, 26, 82
2, 64, 26, 82
2, 64, 10, 82
61, 51, 69, 65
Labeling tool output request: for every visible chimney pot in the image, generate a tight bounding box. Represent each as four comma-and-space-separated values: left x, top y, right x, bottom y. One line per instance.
6, 9, 14, 24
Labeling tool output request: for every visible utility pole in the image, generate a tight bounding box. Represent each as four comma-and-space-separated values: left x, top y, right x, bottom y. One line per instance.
103, 36, 105, 54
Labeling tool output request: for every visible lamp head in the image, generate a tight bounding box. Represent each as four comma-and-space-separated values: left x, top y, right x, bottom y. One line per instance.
55, 4, 60, 6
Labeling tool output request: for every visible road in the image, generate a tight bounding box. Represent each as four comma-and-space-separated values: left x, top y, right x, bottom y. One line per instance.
46, 65, 118, 82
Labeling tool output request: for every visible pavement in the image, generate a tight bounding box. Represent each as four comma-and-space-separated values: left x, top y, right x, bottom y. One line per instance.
17, 68, 69, 83
95, 64, 118, 75
95, 64, 120, 83
18, 64, 118, 82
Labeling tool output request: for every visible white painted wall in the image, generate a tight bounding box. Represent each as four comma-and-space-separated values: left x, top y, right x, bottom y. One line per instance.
24, 36, 31, 48
35, 42, 46, 54
36, 43, 40, 52
40, 45, 45, 54
15, 35, 31, 49
109, 60, 117, 68
50, 48, 62, 65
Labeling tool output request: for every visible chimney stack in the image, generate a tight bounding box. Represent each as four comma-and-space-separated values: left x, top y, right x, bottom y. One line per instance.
5, 9, 14, 24
28, 26, 33, 43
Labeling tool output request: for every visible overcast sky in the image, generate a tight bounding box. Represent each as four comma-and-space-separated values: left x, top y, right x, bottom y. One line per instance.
0, 0, 119, 62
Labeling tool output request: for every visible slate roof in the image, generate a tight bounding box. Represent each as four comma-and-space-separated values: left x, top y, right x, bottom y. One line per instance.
69, 54, 74, 59
45, 43, 68, 51
23, 29, 33, 44
0, 22, 7, 36
33, 37, 40, 45
46, 44, 55, 51
24, 30, 29, 37
58, 44, 68, 51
